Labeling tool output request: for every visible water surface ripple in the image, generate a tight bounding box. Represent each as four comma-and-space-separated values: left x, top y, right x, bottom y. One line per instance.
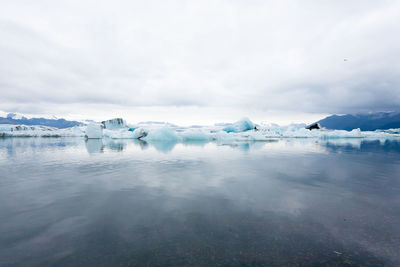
0, 138, 399, 266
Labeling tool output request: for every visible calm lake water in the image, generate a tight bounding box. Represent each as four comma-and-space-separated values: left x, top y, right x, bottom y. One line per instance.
0, 138, 400, 266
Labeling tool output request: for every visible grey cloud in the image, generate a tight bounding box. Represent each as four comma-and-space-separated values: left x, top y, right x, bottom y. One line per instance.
0, 0, 399, 119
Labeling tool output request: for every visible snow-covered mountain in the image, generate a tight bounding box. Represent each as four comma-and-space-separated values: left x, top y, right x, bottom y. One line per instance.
0, 112, 82, 129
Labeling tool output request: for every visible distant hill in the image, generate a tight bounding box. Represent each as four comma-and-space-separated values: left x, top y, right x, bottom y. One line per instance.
316, 112, 400, 131
0, 113, 81, 129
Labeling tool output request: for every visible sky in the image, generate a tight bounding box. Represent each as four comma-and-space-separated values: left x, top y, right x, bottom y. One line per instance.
0, 0, 399, 125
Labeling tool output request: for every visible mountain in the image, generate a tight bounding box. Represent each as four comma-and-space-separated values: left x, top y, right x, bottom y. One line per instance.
0, 113, 82, 129
316, 112, 400, 131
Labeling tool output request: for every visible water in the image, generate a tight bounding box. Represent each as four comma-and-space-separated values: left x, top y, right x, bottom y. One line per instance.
0, 138, 400, 266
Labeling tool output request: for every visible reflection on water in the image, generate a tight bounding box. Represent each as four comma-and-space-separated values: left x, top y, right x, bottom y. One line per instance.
0, 137, 400, 266
85, 139, 104, 154
2, 137, 399, 155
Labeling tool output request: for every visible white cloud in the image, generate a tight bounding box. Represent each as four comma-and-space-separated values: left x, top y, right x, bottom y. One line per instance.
0, 0, 399, 124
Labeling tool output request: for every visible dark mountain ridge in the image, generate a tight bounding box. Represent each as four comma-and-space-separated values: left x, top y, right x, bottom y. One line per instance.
316, 112, 400, 131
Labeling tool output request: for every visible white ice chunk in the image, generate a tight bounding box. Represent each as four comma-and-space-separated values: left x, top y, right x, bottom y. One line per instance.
0, 124, 85, 137
85, 123, 103, 139
103, 127, 148, 139
223, 118, 255, 133
143, 127, 179, 142
378, 128, 400, 134
213, 131, 237, 144
180, 130, 210, 141
132, 128, 148, 139
102, 118, 126, 130
103, 129, 134, 139
1, 117, 400, 142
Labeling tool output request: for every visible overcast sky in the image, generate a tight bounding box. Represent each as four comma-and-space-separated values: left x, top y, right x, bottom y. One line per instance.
1, 0, 399, 125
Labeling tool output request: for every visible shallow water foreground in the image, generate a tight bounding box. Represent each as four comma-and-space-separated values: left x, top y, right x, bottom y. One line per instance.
0, 138, 400, 266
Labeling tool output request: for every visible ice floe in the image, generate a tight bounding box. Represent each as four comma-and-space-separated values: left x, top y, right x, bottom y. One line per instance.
85, 123, 103, 139
0, 124, 84, 137
101, 118, 126, 130
1, 118, 400, 143
222, 117, 255, 133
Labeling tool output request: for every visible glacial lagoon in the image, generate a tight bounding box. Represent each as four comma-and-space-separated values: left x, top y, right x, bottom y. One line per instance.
0, 137, 400, 266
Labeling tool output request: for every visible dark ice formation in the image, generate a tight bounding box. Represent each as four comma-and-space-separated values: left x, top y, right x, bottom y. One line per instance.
306, 123, 321, 130
101, 118, 126, 129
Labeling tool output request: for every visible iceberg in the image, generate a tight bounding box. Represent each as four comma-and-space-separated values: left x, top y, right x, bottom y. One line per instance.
1, 117, 400, 144
0, 124, 84, 137
213, 131, 237, 144
85, 123, 103, 139
103, 129, 135, 139
103, 127, 148, 139
101, 118, 126, 130
143, 127, 179, 142
131, 128, 148, 139
223, 118, 255, 133
180, 129, 210, 141
380, 128, 400, 134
